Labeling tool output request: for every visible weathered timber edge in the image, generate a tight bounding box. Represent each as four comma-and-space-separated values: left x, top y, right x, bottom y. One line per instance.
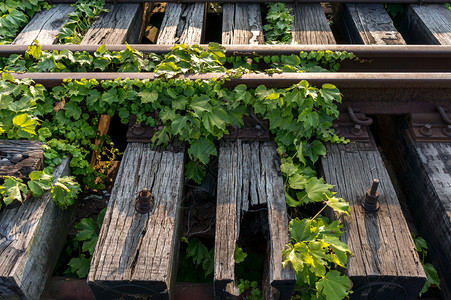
0, 157, 73, 299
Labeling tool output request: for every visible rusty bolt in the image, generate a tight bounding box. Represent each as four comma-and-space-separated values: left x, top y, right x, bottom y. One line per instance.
361, 179, 380, 213
351, 124, 363, 136
442, 125, 451, 137
419, 123, 433, 136
135, 188, 154, 214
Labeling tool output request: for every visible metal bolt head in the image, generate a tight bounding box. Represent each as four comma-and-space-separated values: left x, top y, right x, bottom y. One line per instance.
131, 123, 146, 136
361, 179, 380, 213
135, 188, 154, 214
420, 123, 433, 136
351, 124, 363, 136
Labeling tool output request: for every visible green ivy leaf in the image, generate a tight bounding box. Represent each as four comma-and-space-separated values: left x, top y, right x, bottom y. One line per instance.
82, 235, 98, 255
51, 176, 81, 209
288, 174, 308, 190
202, 249, 214, 278
202, 107, 229, 134
190, 95, 211, 118
421, 263, 441, 296
315, 270, 352, 300
171, 115, 189, 136
185, 161, 206, 184
13, 113, 38, 137
304, 140, 326, 164
280, 160, 299, 177
325, 194, 349, 215
138, 90, 158, 104
319, 236, 351, 267
186, 238, 209, 266
290, 218, 316, 242
412, 233, 428, 253
68, 255, 91, 278
100, 88, 118, 105
65, 101, 82, 119
27, 171, 54, 197
282, 243, 304, 272
234, 245, 248, 264
97, 207, 107, 228
296, 177, 333, 205
75, 218, 96, 241
320, 84, 341, 104
188, 138, 217, 165
0, 176, 27, 205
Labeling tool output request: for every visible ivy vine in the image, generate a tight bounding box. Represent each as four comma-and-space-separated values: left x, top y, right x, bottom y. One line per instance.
0, 42, 355, 74
0, 43, 354, 298
57, 0, 108, 44
263, 3, 294, 44
0, 0, 50, 45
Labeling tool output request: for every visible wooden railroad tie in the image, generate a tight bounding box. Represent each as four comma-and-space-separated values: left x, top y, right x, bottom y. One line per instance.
214, 140, 296, 299
321, 138, 427, 299
388, 5, 451, 297
0, 156, 72, 299
323, 5, 428, 299
88, 143, 185, 298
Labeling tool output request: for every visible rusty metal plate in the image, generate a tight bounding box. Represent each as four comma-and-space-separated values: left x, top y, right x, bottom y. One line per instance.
408, 113, 451, 142
126, 114, 156, 143
333, 112, 371, 143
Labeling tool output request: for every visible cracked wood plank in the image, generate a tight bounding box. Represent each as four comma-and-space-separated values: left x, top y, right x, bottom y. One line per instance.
0, 157, 72, 299
88, 143, 185, 299
81, 4, 143, 44
0, 140, 43, 179
214, 141, 295, 299
402, 4, 451, 44
339, 4, 406, 45
222, 3, 264, 45
289, 4, 336, 44
13, 4, 74, 45
157, 3, 206, 45
214, 140, 239, 299
321, 141, 426, 299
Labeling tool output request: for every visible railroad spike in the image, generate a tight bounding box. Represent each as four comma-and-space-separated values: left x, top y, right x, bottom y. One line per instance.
361, 179, 380, 213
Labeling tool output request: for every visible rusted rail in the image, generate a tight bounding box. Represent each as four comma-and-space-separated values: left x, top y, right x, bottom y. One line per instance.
8, 72, 451, 114
2, 45, 451, 72
46, 0, 451, 3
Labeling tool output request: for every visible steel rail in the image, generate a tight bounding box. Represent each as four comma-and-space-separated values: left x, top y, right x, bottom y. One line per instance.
1, 44, 450, 56
7, 72, 451, 114
2, 45, 451, 72
46, 0, 451, 3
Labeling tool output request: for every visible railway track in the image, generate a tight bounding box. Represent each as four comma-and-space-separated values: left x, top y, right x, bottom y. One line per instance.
0, 1, 450, 300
